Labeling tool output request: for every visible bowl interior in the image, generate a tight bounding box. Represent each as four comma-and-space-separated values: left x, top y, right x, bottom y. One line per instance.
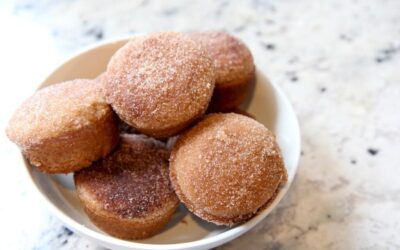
25, 39, 300, 250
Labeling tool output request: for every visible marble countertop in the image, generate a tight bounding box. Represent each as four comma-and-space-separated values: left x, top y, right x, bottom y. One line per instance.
1, 0, 399, 249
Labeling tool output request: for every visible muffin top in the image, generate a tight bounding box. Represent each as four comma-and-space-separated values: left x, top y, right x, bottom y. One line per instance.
170, 113, 287, 224
190, 31, 255, 88
6, 79, 110, 145
75, 134, 178, 219
105, 32, 215, 135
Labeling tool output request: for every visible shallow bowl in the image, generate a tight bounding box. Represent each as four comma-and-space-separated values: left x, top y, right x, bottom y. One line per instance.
24, 37, 301, 250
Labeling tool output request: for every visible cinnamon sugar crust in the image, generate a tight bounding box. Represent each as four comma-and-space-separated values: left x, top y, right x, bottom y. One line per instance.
170, 113, 287, 226
190, 31, 255, 111
6, 79, 119, 173
106, 32, 215, 138
74, 134, 179, 239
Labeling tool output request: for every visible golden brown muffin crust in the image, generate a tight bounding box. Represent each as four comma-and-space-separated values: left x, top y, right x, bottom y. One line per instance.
190, 31, 255, 88
25, 111, 119, 173
170, 113, 287, 225
75, 134, 177, 219
7, 79, 111, 145
106, 32, 215, 138
190, 31, 255, 111
74, 134, 179, 239
6, 79, 119, 173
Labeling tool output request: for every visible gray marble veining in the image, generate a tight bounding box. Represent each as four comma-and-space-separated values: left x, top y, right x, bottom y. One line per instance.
0, 0, 399, 249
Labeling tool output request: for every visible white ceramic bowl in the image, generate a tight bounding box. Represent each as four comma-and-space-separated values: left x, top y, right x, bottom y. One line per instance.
23, 37, 301, 250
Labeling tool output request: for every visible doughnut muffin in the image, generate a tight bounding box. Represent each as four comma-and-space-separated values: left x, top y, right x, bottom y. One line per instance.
190, 31, 255, 111
106, 32, 215, 139
170, 113, 287, 226
6, 79, 119, 173
74, 134, 179, 239
95, 73, 138, 134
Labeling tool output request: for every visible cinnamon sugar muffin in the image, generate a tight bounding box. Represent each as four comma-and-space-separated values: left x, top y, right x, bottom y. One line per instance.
6, 79, 119, 173
170, 113, 287, 226
106, 32, 215, 138
190, 31, 255, 111
74, 134, 179, 239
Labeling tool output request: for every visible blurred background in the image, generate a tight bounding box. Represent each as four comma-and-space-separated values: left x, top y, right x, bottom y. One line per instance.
1, 0, 399, 249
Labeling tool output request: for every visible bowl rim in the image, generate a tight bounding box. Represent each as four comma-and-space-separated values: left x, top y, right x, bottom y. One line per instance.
22, 35, 301, 250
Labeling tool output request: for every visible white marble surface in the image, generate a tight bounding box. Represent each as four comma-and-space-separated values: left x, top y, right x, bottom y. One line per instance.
1, 0, 400, 249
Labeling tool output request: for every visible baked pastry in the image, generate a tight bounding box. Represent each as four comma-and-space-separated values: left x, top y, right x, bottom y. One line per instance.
170, 113, 287, 225
106, 32, 215, 138
95, 73, 137, 134
190, 31, 255, 111
74, 134, 179, 239
6, 79, 119, 173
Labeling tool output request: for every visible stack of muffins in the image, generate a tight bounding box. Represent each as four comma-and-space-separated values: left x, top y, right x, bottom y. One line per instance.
6, 31, 287, 240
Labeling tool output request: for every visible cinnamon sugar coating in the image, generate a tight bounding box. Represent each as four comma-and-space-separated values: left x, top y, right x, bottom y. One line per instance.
106, 32, 215, 138
170, 113, 287, 226
190, 31, 255, 111
74, 134, 179, 239
6, 79, 119, 173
